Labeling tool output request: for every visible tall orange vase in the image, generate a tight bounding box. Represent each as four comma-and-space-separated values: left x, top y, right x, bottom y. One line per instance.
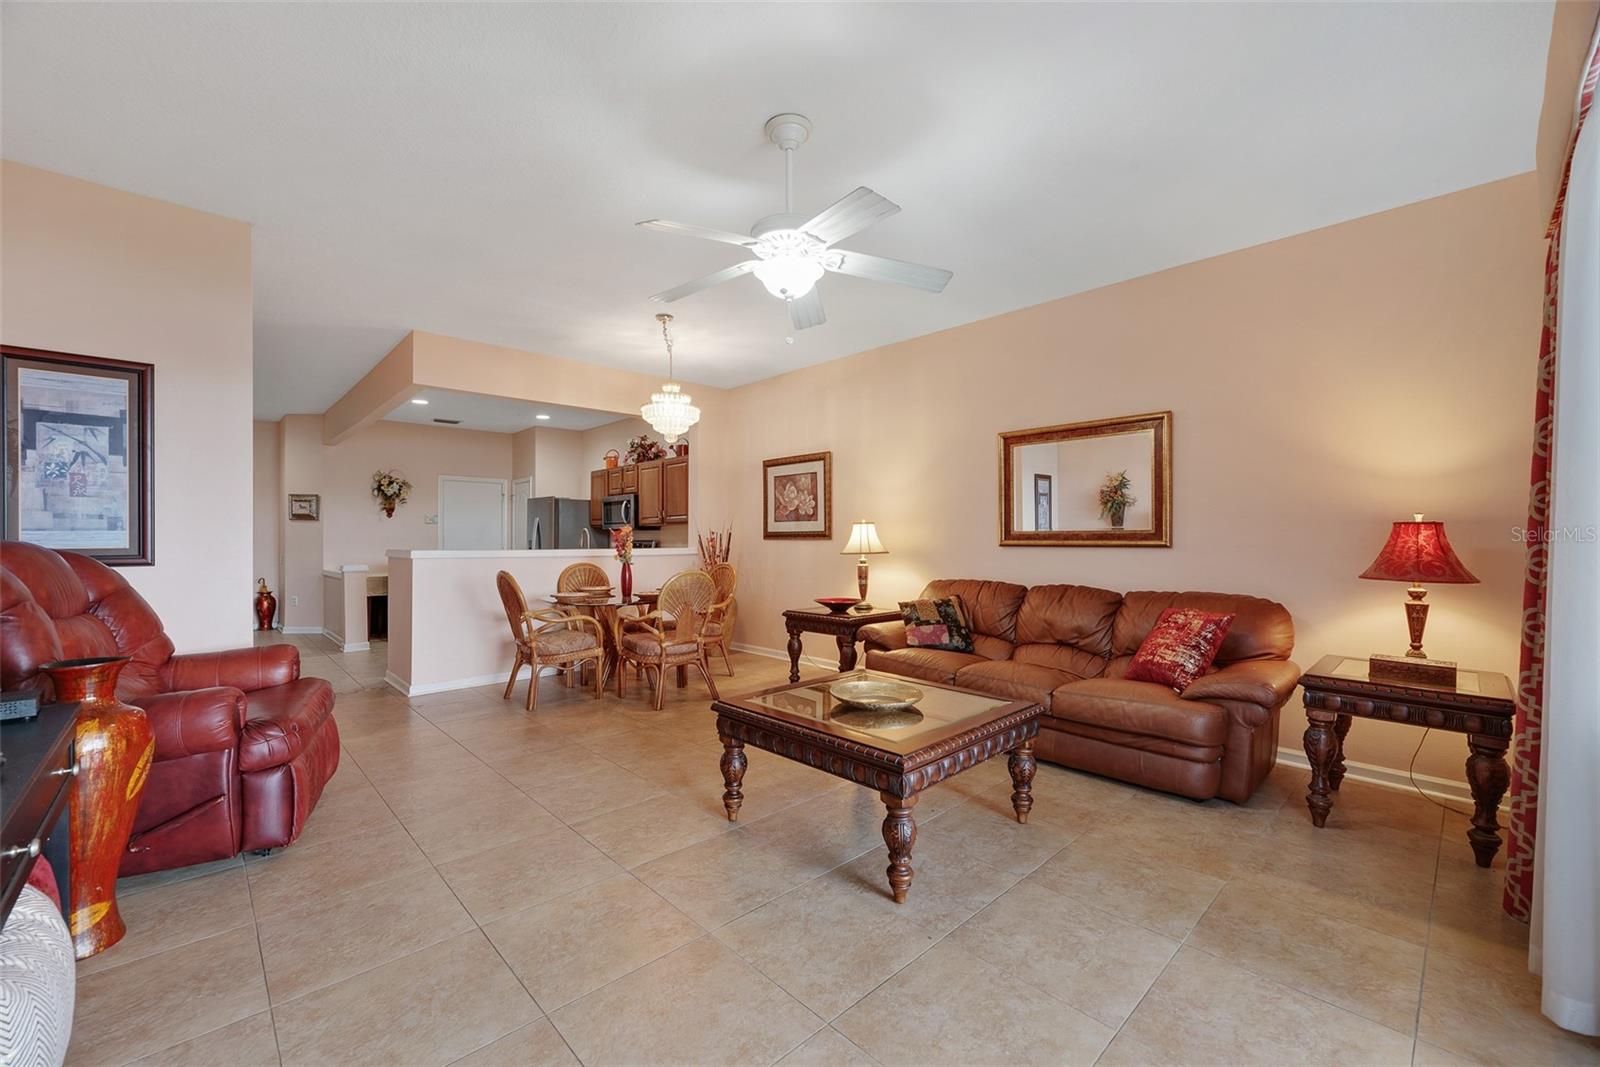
40, 656, 154, 959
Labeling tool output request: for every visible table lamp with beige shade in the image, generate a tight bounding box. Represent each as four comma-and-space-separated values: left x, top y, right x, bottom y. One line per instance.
840, 521, 888, 611
1359, 513, 1479, 685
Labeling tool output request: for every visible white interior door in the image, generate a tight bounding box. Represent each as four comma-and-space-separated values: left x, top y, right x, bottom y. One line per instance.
439, 476, 508, 550
510, 477, 533, 550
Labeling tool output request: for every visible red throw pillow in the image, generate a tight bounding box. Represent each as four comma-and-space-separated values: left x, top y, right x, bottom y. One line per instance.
1125, 608, 1236, 692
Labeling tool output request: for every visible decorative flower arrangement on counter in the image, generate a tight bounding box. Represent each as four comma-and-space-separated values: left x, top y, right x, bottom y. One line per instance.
372, 469, 413, 518
625, 434, 668, 464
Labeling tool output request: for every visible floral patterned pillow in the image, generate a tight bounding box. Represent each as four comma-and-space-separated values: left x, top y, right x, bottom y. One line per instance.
1125, 608, 1236, 692
899, 596, 975, 653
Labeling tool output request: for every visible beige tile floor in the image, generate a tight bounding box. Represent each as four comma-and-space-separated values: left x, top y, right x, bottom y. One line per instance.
65, 634, 1598, 1067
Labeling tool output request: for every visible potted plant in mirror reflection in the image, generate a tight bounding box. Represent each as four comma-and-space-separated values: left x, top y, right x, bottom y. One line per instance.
1098, 470, 1136, 529
372, 470, 413, 518
613, 524, 634, 600
625, 435, 667, 464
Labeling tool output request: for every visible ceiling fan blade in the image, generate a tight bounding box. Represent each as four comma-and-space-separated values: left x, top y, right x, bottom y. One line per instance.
637, 219, 758, 248
827, 250, 952, 293
788, 288, 826, 331
799, 187, 901, 246
649, 261, 758, 303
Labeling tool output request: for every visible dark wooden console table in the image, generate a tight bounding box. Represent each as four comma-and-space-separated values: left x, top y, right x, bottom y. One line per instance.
1299, 654, 1514, 867
1, 701, 77, 929
781, 607, 902, 683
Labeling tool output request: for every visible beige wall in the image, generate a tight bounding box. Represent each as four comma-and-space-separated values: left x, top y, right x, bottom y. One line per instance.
1, 161, 255, 651
697, 174, 1544, 784
532, 427, 588, 500
1537, 1, 1600, 222
252, 421, 281, 603
269, 415, 513, 629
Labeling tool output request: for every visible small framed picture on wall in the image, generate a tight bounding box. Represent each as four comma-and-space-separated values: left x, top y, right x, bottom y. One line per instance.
763, 451, 831, 540
2, 344, 154, 565
288, 494, 321, 522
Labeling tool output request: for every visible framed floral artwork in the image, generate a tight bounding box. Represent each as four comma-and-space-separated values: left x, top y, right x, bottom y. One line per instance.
763, 451, 831, 540
2, 345, 154, 565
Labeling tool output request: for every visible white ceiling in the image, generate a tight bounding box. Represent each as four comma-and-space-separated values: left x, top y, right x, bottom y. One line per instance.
384, 390, 627, 434
0, 3, 1554, 420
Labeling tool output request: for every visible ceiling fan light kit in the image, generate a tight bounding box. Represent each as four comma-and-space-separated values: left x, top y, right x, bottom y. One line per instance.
637, 113, 952, 332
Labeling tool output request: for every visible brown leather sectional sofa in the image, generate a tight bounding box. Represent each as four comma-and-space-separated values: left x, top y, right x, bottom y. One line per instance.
862, 579, 1299, 802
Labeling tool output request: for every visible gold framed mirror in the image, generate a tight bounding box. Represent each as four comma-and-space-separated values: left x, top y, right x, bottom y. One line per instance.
999, 411, 1172, 547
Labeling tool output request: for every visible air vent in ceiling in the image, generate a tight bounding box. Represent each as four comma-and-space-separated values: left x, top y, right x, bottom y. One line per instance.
432, 418, 462, 425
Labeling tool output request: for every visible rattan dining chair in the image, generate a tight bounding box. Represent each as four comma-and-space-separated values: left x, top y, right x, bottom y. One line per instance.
557, 562, 610, 593
496, 570, 604, 712
616, 569, 721, 710
700, 562, 737, 676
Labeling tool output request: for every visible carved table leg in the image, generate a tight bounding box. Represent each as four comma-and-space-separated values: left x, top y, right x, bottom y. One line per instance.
1465, 734, 1510, 867
880, 791, 919, 903
719, 735, 747, 822
1008, 740, 1036, 823
1303, 706, 1338, 828
1330, 713, 1352, 791
837, 633, 858, 673
786, 625, 803, 684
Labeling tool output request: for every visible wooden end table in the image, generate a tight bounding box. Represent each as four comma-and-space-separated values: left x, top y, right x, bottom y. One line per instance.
1299, 654, 1514, 867
781, 607, 902, 683
712, 671, 1040, 903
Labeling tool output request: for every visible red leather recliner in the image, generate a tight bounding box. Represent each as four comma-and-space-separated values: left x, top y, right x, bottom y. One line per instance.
0, 542, 340, 875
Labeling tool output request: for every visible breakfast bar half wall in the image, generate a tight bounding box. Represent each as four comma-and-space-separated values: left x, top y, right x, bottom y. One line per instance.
384, 547, 698, 695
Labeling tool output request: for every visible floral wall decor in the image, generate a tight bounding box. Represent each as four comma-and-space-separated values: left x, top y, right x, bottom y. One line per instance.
762, 451, 831, 540
371, 469, 413, 518
625, 434, 668, 464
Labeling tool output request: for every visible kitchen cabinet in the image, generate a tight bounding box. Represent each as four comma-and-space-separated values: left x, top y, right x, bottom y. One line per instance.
589, 470, 606, 527
606, 468, 624, 495
664, 458, 689, 523
622, 465, 638, 492
637, 459, 664, 527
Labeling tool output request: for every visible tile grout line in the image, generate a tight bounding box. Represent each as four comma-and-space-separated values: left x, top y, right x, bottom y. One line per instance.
1409, 804, 1449, 1065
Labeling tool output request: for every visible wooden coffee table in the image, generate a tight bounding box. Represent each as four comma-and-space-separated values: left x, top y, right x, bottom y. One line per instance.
711, 671, 1041, 903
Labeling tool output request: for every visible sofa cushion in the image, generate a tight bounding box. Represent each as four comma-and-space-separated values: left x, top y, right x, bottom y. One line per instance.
1016, 584, 1122, 658
1113, 591, 1293, 665
919, 579, 1028, 643
900, 596, 975, 652
240, 677, 337, 773
1012, 643, 1110, 680
954, 661, 1081, 711
865, 647, 986, 685
1126, 608, 1236, 692
1050, 677, 1227, 748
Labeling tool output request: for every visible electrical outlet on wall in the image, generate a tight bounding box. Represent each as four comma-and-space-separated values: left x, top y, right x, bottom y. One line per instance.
425, 514, 439, 525
290, 595, 299, 606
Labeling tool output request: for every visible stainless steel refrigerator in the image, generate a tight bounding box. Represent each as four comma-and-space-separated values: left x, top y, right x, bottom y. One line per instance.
526, 497, 597, 550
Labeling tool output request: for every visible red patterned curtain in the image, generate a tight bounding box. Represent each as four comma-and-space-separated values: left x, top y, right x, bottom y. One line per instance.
1504, 36, 1600, 922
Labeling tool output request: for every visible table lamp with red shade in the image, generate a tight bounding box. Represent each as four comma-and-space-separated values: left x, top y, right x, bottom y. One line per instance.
1359, 513, 1479, 684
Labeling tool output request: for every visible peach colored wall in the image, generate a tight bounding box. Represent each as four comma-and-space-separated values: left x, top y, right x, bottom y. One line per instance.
278, 415, 325, 630
532, 427, 588, 500
1, 161, 255, 651
1537, 1, 1600, 222
252, 421, 281, 608
511, 428, 537, 483
697, 174, 1544, 784
322, 332, 416, 444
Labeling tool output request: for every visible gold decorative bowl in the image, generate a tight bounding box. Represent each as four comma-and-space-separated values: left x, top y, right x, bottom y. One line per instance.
828, 677, 924, 712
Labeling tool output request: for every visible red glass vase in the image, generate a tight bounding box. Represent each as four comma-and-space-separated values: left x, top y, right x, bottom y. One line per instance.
620, 562, 633, 602
40, 656, 154, 959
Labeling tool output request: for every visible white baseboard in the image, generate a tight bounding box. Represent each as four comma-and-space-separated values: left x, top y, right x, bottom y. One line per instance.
384, 664, 571, 698
1275, 747, 1497, 810
282, 625, 322, 635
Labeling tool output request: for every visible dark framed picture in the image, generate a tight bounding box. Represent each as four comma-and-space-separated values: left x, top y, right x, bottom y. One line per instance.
1033, 474, 1053, 530
288, 494, 320, 522
2, 345, 154, 565
762, 451, 831, 540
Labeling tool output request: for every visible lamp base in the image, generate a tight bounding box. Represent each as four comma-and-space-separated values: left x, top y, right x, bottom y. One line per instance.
1369, 653, 1458, 688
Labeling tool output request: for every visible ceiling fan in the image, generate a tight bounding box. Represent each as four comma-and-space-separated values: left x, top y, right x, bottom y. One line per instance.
637, 114, 952, 331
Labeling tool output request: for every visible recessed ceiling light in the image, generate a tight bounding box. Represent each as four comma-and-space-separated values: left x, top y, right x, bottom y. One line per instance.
410, 398, 429, 405
535, 413, 551, 420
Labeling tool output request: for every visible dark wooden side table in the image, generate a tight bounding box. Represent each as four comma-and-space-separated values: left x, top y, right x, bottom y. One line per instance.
781, 607, 902, 683
1299, 654, 1514, 867
1, 701, 78, 929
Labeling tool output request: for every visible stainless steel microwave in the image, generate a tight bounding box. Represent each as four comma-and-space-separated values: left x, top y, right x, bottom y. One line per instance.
601, 494, 635, 529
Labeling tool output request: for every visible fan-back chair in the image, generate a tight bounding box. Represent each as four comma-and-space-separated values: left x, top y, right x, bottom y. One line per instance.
496, 570, 604, 711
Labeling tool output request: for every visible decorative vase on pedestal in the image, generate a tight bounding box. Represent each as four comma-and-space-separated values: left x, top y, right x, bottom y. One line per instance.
620, 562, 634, 602
39, 656, 154, 960
254, 578, 278, 631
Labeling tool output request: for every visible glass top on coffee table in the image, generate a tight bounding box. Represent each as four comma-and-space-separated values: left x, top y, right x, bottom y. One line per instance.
730, 670, 1034, 756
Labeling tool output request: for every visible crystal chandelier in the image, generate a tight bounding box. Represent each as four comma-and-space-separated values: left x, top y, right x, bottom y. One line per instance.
640, 313, 700, 443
